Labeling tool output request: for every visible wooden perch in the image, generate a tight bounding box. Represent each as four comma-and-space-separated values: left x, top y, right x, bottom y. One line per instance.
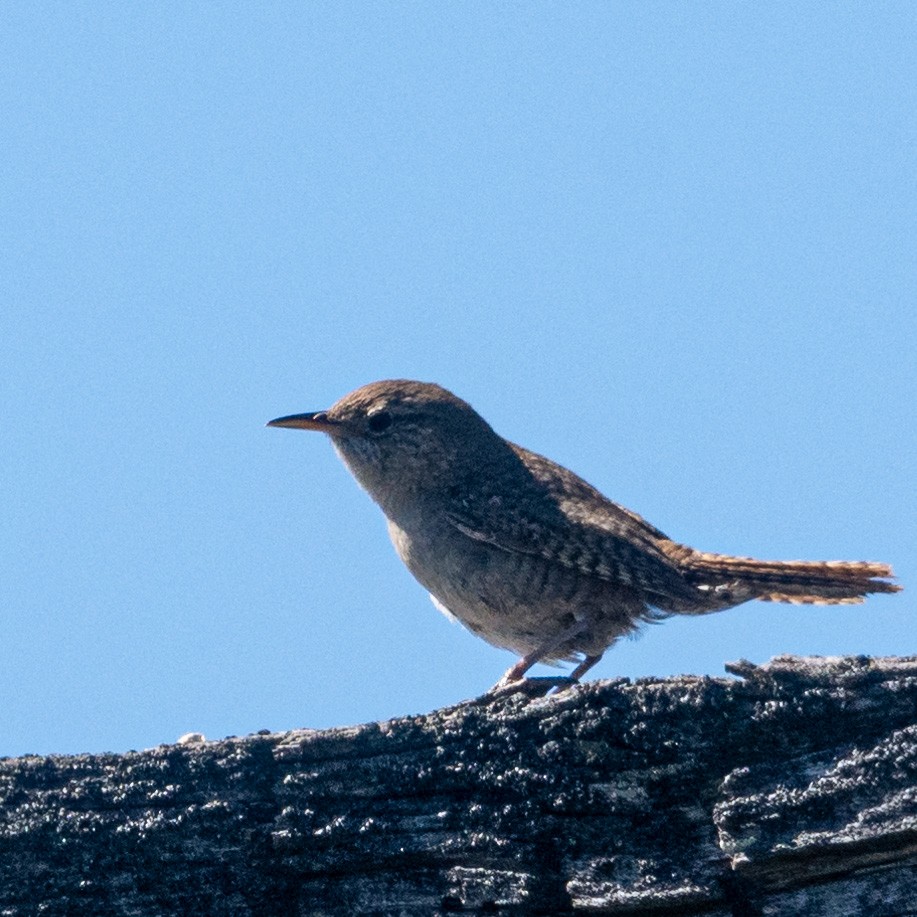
1, 655, 915, 915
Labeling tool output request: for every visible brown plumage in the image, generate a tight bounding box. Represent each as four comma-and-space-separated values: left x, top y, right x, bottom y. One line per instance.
269, 380, 901, 688
675, 548, 898, 606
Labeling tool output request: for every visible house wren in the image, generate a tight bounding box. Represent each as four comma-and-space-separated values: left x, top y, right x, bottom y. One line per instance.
269, 380, 900, 687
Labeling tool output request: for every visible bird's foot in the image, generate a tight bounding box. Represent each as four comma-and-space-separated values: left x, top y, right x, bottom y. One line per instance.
484, 674, 577, 699
481, 649, 603, 699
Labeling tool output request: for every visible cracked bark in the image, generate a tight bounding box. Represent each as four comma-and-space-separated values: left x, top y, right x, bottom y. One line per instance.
1, 655, 915, 915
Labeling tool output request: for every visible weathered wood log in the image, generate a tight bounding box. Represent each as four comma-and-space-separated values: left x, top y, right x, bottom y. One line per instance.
1, 655, 915, 915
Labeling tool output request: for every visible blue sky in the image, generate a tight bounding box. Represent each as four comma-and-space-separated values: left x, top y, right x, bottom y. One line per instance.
3, 5, 914, 756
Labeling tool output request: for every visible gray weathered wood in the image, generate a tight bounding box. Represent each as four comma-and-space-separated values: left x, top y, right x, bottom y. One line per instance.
1, 655, 915, 915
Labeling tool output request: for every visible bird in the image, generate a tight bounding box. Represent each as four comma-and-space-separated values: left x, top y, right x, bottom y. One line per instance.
268, 380, 900, 689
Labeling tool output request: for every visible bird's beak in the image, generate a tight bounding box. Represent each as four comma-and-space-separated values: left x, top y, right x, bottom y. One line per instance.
267, 411, 339, 433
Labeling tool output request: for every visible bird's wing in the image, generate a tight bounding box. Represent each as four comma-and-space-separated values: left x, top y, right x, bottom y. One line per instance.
444, 444, 698, 604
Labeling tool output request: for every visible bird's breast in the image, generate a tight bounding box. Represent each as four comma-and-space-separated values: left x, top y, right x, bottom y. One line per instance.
383, 515, 637, 658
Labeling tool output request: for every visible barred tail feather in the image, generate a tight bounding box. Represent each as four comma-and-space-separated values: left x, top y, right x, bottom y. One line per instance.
680, 550, 901, 606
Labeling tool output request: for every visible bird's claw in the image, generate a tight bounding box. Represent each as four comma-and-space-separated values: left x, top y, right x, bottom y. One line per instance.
484, 674, 577, 699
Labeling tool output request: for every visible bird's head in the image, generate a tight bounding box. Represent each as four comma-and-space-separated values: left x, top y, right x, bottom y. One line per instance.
269, 380, 509, 517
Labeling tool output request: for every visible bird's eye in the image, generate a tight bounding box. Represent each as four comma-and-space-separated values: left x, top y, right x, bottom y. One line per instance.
367, 410, 393, 434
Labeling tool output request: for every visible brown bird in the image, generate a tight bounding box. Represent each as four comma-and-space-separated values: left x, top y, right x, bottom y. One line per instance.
269, 380, 900, 688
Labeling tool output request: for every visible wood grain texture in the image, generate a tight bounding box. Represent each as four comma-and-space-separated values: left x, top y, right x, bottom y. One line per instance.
1, 655, 915, 915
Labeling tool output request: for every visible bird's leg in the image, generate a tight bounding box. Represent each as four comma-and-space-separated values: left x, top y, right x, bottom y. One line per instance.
567, 653, 603, 682
549, 653, 604, 693
488, 616, 592, 695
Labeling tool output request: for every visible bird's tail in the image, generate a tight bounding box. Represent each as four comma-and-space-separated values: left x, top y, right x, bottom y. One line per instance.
675, 548, 900, 606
